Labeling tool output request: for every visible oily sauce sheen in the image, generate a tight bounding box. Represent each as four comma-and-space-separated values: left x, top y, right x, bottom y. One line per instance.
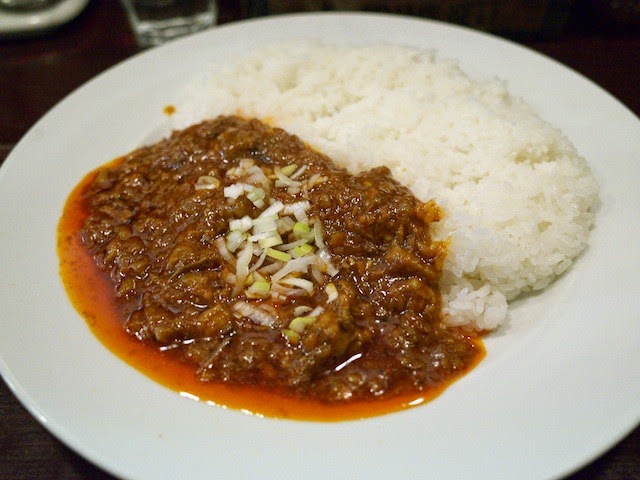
58, 116, 484, 421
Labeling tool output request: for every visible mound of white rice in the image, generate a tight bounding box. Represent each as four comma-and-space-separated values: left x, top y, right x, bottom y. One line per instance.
172, 43, 599, 331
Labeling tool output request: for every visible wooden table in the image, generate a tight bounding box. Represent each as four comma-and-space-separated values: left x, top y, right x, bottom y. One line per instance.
1, 1, 639, 478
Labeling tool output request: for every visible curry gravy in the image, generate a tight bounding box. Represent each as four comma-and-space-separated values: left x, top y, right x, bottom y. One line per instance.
58, 117, 484, 421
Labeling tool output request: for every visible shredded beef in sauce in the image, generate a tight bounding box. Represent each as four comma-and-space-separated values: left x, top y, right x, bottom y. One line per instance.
80, 116, 480, 403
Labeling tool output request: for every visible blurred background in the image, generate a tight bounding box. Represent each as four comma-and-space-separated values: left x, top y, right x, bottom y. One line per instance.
243, 0, 640, 38
1, 0, 639, 151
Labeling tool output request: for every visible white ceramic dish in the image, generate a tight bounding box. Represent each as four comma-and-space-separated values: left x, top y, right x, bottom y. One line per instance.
1, 12, 639, 480
0, 0, 88, 36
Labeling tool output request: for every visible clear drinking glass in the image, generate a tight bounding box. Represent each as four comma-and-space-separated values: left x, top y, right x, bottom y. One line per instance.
120, 0, 218, 48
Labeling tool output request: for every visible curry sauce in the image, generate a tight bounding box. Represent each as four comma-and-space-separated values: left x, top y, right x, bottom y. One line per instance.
58, 116, 484, 420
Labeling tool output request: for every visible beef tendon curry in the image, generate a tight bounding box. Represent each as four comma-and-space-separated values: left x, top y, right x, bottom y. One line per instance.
58, 116, 483, 420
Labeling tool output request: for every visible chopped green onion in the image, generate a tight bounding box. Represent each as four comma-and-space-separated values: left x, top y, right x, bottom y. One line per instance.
325, 282, 338, 303
288, 316, 316, 334
258, 233, 283, 249
280, 277, 314, 294
226, 230, 246, 253
258, 201, 284, 219
195, 175, 220, 190
277, 216, 296, 234
275, 169, 301, 187
313, 220, 326, 249
306, 173, 325, 186
246, 187, 266, 208
229, 215, 252, 232
238, 158, 254, 169
223, 183, 246, 199
233, 301, 275, 326
266, 248, 291, 262
231, 246, 252, 297
318, 248, 339, 276
252, 215, 278, 234
282, 329, 300, 343
284, 201, 310, 223
279, 238, 309, 251
309, 305, 325, 317
246, 166, 270, 189
249, 248, 268, 273
279, 164, 298, 176
247, 280, 271, 298
291, 243, 314, 258
293, 305, 313, 316
249, 230, 275, 242
292, 221, 311, 239
215, 237, 234, 263
270, 255, 316, 282
218, 160, 336, 305
290, 164, 307, 179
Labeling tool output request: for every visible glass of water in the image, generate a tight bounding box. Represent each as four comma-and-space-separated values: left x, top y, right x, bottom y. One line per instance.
120, 0, 218, 48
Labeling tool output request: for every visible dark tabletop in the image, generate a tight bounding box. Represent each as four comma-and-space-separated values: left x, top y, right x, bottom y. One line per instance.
1, 1, 639, 478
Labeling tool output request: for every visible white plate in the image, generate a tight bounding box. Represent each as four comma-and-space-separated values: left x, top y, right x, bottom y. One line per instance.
1, 12, 639, 480
0, 0, 89, 36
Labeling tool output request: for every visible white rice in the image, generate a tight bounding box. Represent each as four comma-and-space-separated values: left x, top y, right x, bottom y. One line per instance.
171, 43, 599, 331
